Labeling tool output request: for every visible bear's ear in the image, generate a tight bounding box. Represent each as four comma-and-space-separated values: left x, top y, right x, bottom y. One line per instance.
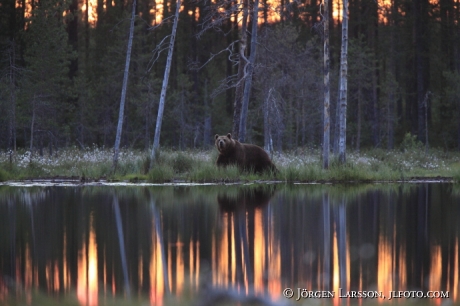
227, 133, 232, 139
215, 134, 219, 140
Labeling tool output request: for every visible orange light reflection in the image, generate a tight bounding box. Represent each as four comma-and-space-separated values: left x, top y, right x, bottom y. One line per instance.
429, 245, 442, 305
254, 209, 265, 294
150, 224, 165, 306
77, 216, 98, 306
175, 237, 184, 296
267, 215, 281, 300
453, 238, 459, 301
377, 236, 392, 296
332, 230, 339, 306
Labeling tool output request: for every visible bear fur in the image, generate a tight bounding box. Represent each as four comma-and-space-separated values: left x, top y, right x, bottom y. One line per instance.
214, 133, 277, 173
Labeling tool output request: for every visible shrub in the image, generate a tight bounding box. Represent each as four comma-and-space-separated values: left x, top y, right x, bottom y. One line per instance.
400, 132, 423, 152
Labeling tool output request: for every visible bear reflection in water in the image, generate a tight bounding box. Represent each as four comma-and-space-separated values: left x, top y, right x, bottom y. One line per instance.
200, 186, 279, 306
217, 185, 276, 213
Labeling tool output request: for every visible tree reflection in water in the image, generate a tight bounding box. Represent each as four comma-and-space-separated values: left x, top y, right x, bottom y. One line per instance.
0, 183, 458, 305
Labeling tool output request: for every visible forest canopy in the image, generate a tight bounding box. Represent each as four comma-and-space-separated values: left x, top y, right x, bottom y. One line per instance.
0, 0, 459, 153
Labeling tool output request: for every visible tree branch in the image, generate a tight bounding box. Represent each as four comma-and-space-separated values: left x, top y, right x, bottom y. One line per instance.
188, 40, 239, 71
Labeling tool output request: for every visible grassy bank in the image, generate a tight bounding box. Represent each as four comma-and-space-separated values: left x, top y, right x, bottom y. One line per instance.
1, 146, 460, 183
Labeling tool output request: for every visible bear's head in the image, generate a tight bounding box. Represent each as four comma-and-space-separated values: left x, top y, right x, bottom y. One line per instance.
215, 133, 234, 153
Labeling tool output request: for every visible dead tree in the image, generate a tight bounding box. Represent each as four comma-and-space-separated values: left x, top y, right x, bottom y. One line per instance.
338, 0, 349, 164
238, 0, 260, 142
232, 0, 249, 139
322, 0, 330, 169
113, 0, 136, 172
150, 0, 181, 164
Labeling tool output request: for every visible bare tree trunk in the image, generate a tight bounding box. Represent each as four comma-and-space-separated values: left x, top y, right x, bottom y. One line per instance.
203, 79, 212, 146
338, 0, 348, 164
264, 88, 274, 153
150, 0, 181, 163
424, 91, 430, 154
322, 0, 330, 169
387, 0, 396, 150
113, 0, 136, 171
85, 0, 89, 65
333, 85, 340, 154
30, 96, 36, 155
357, 84, 361, 152
232, 0, 249, 139
239, 0, 260, 142
8, 40, 17, 153
415, 0, 428, 144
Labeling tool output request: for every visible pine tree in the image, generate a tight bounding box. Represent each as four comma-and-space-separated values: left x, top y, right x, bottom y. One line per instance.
21, 0, 75, 153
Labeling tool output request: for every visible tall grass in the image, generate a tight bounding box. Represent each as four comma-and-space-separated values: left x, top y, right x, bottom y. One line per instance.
0, 168, 9, 182
0, 146, 459, 183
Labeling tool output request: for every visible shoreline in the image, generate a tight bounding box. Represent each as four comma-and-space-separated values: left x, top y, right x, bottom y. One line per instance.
0, 176, 454, 187
1, 148, 460, 184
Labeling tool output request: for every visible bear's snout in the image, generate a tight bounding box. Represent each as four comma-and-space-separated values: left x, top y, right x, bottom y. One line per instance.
219, 140, 225, 148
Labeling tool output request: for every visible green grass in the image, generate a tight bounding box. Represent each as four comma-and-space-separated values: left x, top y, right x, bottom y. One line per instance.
0, 167, 10, 182
0, 147, 459, 184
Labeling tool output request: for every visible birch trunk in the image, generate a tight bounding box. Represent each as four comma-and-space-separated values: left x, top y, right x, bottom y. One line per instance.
232, 0, 249, 140
322, 0, 330, 169
150, 0, 181, 163
264, 88, 274, 153
357, 84, 361, 152
8, 41, 17, 153
338, 0, 348, 164
30, 96, 36, 156
113, 0, 136, 171
238, 0, 260, 142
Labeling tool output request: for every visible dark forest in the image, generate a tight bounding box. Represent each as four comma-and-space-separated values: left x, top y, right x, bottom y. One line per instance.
1, 0, 460, 153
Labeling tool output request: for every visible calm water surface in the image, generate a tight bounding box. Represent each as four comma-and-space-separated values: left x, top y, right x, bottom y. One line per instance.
0, 183, 459, 305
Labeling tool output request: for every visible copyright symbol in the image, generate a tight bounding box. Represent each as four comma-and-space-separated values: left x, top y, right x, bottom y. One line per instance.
283, 288, 294, 299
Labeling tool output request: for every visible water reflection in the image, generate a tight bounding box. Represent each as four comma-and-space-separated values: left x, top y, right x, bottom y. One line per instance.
77, 213, 98, 306
0, 184, 459, 305
213, 186, 279, 300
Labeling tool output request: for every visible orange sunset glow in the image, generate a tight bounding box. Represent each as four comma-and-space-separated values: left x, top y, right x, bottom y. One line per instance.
82, 0, 98, 25
77, 215, 98, 306
75, 0, 401, 29
14, 0, 413, 32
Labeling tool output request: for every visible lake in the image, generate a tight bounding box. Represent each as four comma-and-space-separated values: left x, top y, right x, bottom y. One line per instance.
0, 183, 459, 305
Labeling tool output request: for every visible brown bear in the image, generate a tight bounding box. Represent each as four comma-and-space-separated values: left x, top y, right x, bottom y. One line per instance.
214, 133, 277, 173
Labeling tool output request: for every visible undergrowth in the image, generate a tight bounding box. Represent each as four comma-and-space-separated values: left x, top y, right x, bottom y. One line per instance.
0, 146, 459, 183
